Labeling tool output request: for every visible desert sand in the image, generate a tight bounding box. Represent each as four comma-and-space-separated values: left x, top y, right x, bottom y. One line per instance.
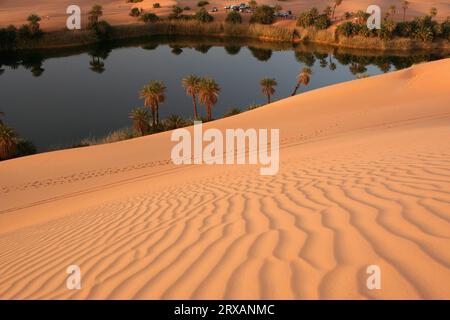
1, 0, 449, 30
0, 58, 450, 299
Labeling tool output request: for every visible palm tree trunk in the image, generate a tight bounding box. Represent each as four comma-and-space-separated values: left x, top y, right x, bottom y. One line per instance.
332, 4, 336, 20
267, 93, 271, 104
151, 107, 156, 127
291, 83, 300, 96
207, 104, 211, 121
403, 9, 406, 21
156, 102, 159, 125
192, 95, 198, 120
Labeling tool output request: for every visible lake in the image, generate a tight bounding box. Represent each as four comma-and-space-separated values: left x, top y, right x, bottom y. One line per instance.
0, 36, 447, 151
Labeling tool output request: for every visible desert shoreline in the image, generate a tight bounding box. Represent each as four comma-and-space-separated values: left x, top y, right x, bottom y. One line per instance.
2, 21, 450, 52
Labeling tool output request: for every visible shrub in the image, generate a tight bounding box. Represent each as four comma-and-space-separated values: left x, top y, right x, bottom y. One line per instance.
163, 115, 189, 130
184, 6, 191, 10
0, 26, 17, 49
297, 8, 328, 30
126, 0, 143, 3
195, 8, 214, 23
129, 8, 142, 17
153, 3, 160, 8
395, 21, 414, 37
140, 12, 160, 23
226, 11, 242, 24
16, 140, 37, 157
247, 104, 261, 111
172, 6, 183, 15
378, 19, 397, 40
17, 14, 44, 40
336, 21, 355, 37
223, 108, 241, 117
414, 25, 434, 42
250, 5, 275, 25
93, 20, 113, 40
178, 14, 195, 20
197, 1, 209, 7
88, 5, 103, 29
314, 14, 331, 30
412, 16, 436, 42
297, 8, 319, 27
441, 18, 450, 40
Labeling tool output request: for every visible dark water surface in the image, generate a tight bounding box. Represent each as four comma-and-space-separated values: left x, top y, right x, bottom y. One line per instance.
0, 36, 447, 151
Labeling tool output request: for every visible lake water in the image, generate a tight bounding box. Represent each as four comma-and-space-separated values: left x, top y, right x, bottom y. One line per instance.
0, 36, 447, 151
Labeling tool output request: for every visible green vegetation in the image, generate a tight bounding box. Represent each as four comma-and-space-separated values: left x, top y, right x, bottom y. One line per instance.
336, 13, 449, 42
0, 26, 18, 50
182, 75, 201, 119
0, 112, 36, 161
291, 67, 312, 96
195, 8, 214, 23
250, 5, 275, 25
259, 77, 277, 104
140, 13, 160, 23
87, 5, 113, 40
139, 80, 167, 126
198, 77, 220, 121
297, 8, 331, 30
129, 8, 142, 17
129, 107, 151, 136
226, 11, 242, 24
223, 108, 242, 117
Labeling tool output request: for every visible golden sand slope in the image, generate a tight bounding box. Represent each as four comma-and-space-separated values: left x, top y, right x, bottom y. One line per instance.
0, 59, 450, 299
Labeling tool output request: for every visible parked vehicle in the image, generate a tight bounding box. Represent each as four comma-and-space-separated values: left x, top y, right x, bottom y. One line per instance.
211, 7, 218, 12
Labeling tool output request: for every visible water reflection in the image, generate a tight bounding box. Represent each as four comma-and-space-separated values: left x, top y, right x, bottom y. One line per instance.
0, 36, 448, 150
1, 38, 446, 78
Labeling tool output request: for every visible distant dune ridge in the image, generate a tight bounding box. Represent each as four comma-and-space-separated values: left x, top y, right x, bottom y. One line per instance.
1, 59, 450, 299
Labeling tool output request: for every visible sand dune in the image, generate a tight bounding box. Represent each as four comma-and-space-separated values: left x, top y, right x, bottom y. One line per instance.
0, 59, 450, 299
1, 0, 449, 30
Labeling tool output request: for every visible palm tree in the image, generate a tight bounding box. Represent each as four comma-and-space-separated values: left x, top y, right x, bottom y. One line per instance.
389, 5, 396, 19
0, 124, 18, 160
259, 77, 277, 104
198, 78, 220, 121
139, 80, 166, 126
164, 114, 187, 130
27, 14, 41, 35
291, 67, 312, 96
88, 4, 103, 28
430, 7, 437, 18
182, 75, 201, 120
0, 111, 4, 125
129, 107, 150, 136
401, 0, 409, 21
332, 0, 343, 20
